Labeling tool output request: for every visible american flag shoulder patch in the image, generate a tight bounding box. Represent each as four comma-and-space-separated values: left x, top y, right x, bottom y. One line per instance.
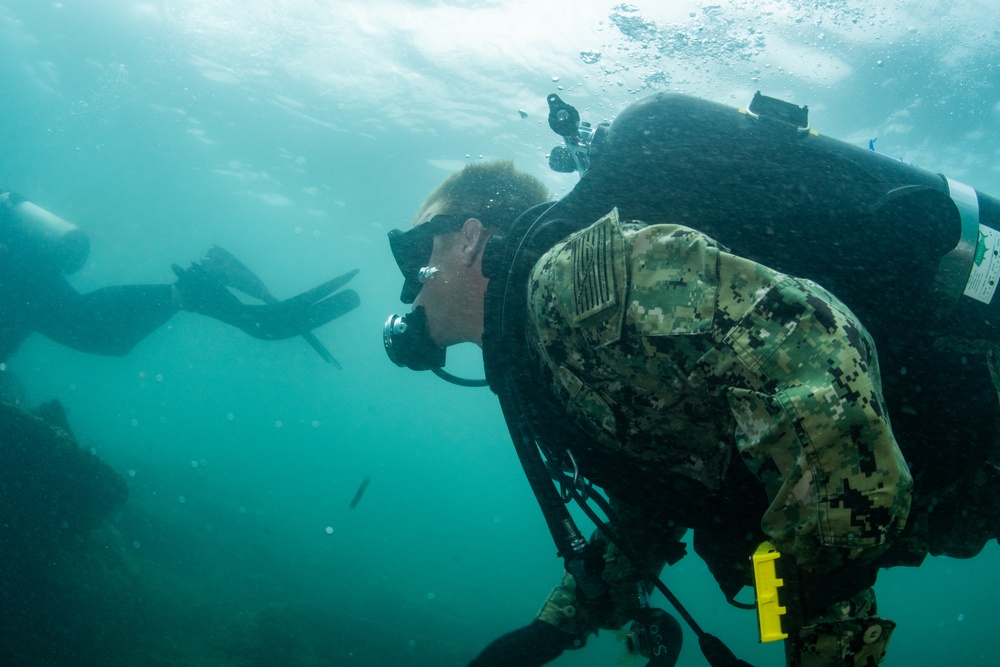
570, 209, 621, 322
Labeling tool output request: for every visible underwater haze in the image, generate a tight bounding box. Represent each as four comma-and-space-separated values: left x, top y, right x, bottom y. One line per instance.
2, 1, 999, 665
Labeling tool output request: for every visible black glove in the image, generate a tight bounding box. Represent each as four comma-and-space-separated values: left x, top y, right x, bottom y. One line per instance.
171, 261, 245, 320
468, 620, 583, 667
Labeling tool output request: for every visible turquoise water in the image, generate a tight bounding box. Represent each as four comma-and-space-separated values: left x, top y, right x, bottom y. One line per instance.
2, 1, 998, 665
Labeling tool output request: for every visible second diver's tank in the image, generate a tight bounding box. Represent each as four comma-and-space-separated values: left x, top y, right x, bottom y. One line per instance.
0, 192, 90, 274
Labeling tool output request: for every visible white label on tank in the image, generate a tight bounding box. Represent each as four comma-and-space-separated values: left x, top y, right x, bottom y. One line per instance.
963, 224, 1000, 304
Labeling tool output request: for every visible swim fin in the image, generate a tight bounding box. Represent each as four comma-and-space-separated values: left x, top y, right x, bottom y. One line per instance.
200, 245, 277, 304
175, 247, 359, 366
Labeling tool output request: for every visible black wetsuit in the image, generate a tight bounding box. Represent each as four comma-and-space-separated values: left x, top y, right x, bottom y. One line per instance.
0, 242, 178, 363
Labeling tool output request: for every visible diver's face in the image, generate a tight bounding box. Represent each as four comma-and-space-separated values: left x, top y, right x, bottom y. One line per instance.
411, 208, 469, 347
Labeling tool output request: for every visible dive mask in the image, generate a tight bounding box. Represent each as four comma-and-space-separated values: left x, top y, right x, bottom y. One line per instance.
387, 213, 479, 304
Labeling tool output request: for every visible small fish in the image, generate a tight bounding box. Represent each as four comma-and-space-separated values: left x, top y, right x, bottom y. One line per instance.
348, 476, 371, 509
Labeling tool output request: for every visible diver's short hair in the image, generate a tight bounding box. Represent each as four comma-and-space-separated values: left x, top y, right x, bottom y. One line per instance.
413, 160, 551, 231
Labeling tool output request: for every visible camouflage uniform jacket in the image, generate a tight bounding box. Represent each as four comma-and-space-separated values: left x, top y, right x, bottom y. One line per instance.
524, 210, 913, 646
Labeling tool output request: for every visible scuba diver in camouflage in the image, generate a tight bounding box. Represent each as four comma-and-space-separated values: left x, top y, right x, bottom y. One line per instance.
383, 92, 1000, 666
524, 208, 911, 666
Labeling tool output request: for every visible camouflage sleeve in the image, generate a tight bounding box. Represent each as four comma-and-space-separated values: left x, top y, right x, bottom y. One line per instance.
620, 214, 912, 570
712, 253, 913, 571
626, 223, 911, 665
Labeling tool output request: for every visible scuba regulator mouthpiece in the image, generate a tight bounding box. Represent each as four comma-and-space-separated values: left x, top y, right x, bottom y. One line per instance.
383, 307, 445, 372
383, 308, 489, 388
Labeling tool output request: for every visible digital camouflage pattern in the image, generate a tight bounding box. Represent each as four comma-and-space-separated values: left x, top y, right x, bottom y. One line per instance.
526, 209, 913, 665
789, 588, 895, 667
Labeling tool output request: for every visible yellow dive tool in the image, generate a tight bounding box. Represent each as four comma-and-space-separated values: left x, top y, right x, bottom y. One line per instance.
751, 541, 789, 643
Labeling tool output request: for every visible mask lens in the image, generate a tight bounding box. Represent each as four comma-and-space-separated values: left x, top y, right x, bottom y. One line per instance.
388, 227, 434, 304
387, 215, 476, 304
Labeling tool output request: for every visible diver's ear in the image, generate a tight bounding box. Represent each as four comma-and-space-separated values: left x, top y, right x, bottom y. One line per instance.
460, 218, 485, 266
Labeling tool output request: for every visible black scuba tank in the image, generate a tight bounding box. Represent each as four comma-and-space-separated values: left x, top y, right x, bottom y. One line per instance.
537, 92, 1000, 345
